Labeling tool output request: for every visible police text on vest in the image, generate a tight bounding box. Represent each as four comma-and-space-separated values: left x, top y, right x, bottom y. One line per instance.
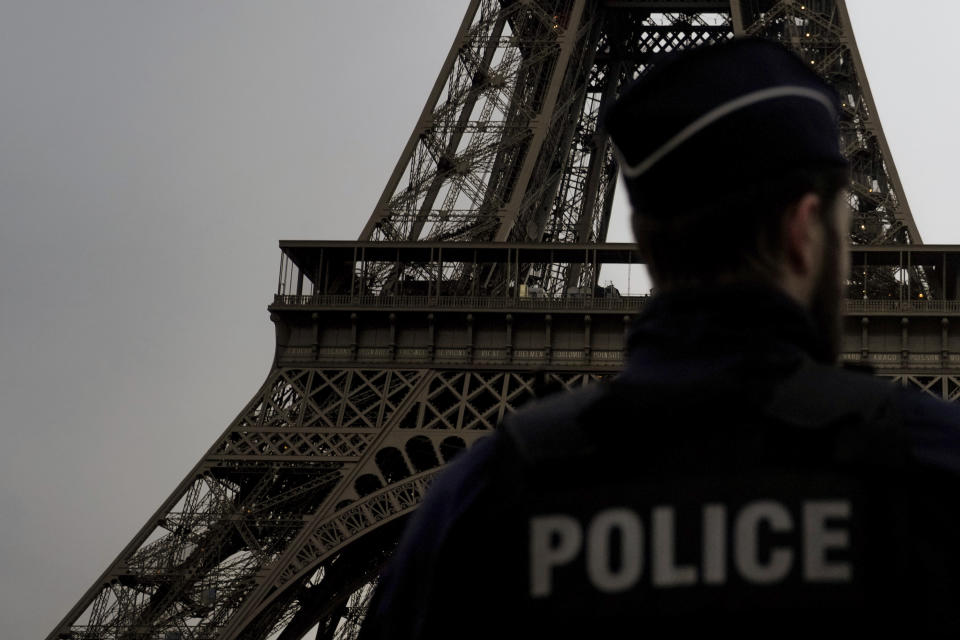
529, 500, 851, 597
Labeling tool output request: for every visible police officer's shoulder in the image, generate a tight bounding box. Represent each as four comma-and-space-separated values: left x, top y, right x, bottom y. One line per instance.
775, 360, 960, 474
501, 384, 609, 466
891, 383, 960, 473
763, 359, 900, 428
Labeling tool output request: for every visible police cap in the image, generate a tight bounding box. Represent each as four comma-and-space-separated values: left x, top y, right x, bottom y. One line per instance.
604, 38, 848, 215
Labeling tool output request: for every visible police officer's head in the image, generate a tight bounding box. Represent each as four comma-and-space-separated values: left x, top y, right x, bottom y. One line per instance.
605, 38, 850, 353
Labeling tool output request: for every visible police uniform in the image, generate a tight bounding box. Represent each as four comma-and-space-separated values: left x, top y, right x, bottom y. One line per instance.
359, 40, 960, 638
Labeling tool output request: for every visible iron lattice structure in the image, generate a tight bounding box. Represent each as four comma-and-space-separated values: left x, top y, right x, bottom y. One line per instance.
360, 0, 918, 296
51, 2, 927, 639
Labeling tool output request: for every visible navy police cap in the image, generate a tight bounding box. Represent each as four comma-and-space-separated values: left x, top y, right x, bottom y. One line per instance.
603, 37, 847, 215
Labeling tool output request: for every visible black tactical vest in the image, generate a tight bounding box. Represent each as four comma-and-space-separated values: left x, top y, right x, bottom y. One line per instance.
486, 359, 945, 636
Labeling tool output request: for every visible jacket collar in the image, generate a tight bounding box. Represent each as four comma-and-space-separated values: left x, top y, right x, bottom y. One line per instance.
622, 284, 835, 385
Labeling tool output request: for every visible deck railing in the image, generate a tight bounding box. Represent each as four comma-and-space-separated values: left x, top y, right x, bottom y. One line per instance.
843, 299, 960, 314
272, 293, 649, 311
273, 294, 960, 314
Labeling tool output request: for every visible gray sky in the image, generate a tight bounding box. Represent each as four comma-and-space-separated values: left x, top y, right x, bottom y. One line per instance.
0, 2, 955, 638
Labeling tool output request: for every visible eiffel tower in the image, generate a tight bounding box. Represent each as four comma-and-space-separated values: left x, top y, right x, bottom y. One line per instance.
51, 1, 949, 638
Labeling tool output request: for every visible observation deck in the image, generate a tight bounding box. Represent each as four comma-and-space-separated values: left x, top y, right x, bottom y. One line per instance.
270, 242, 960, 374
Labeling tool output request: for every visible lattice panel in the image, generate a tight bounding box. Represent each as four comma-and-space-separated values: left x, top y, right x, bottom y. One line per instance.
237, 368, 311, 429
537, 10, 733, 293
362, 1, 739, 297
396, 370, 602, 431
209, 368, 605, 636
68, 467, 342, 640
364, 0, 584, 244
274, 472, 439, 590
217, 430, 377, 460
877, 374, 960, 402
901, 375, 944, 399
741, 0, 916, 245
216, 369, 425, 460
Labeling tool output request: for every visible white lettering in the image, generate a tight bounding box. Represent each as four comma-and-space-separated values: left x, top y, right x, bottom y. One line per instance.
702, 504, 727, 584
530, 514, 582, 597
734, 500, 793, 584
803, 500, 852, 582
652, 506, 698, 586
586, 508, 644, 593
529, 498, 852, 595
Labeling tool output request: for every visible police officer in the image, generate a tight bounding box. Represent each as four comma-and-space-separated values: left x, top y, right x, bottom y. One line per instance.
359, 39, 960, 638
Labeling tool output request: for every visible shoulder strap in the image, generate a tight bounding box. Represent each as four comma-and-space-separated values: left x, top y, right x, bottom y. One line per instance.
763, 358, 911, 469
762, 358, 900, 429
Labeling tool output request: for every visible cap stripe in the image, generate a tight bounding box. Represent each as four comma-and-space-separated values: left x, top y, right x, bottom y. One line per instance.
617, 85, 837, 179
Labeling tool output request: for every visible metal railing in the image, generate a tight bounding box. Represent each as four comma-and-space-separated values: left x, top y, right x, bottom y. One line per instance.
272, 293, 649, 311
277, 345, 628, 367
274, 294, 960, 315
843, 300, 960, 314
281, 346, 960, 370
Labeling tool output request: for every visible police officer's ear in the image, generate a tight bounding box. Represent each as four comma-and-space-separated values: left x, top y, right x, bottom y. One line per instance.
780, 193, 825, 302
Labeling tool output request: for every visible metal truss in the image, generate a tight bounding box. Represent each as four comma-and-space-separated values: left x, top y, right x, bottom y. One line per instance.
737, 0, 920, 245
360, 0, 597, 246
360, 0, 918, 297
55, 309, 960, 639
360, 0, 734, 296
50, 367, 600, 640
893, 375, 960, 402
52, 2, 929, 639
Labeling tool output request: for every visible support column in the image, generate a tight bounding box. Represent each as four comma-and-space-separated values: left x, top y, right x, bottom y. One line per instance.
942, 317, 950, 367
860, 317, 869, 361
901, 317, 909, 366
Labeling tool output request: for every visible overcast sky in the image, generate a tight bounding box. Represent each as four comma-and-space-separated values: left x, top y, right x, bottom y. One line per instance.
0, 2, 955, 638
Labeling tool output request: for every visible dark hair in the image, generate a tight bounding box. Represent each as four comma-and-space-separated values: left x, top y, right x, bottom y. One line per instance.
631, 166, 849, 290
